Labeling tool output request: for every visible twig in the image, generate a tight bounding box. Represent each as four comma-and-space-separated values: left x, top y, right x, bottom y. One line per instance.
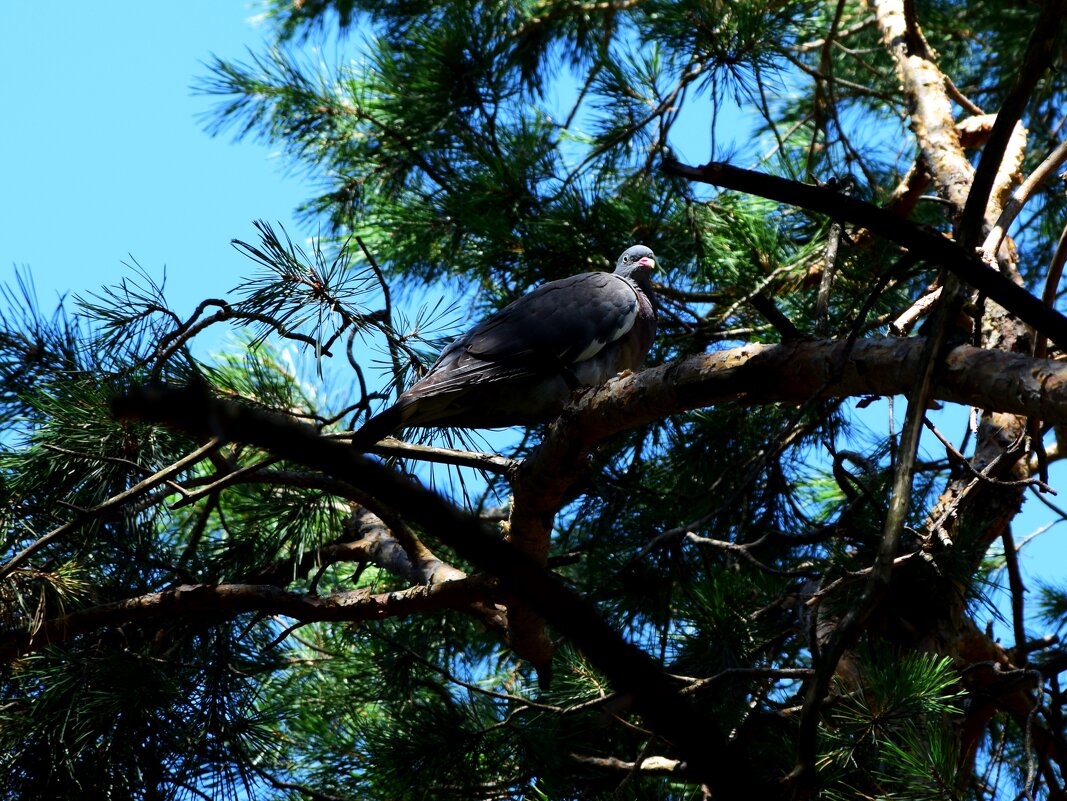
1028, 482, 1067, 523
806, 0, 851, 177
922, 417, 1054, 492
685, 533, 818, 577
556, 53, 705, 194
713, 263, 798, 329
169, 454, 280, 509
359, 437, 517, 476
749, 292, 803, 340
41, 443, 163, 478
1002, 526, 1030, 667
803, 550, 920, 605
372, 629, 562, 712
890, 285, 942, 335
569, 753, 685, 776
679, 667, 815, 695
795, 14, 876, 51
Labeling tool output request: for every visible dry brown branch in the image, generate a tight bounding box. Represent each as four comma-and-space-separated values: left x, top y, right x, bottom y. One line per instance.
0, 578, 495, 662
569, 753, 686, 776
890, 285, 941, 335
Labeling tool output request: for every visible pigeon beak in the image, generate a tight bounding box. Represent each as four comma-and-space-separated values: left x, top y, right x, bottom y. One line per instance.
638, 256, 656, 270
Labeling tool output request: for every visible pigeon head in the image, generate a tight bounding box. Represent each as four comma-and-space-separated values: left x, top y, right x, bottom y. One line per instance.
613, 245, 656, 279
613, 245, 656, 294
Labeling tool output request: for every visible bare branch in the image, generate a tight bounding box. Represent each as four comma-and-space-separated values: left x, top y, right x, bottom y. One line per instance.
868, 0, 972, 213
0, 578, 494, 662
361, 437, 517, 475
985, 137, 1067, 259
569, 752, 686, 776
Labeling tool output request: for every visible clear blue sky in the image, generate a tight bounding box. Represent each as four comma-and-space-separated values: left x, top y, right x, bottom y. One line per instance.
1, 3, 1063, 642
1, 2, 313, 315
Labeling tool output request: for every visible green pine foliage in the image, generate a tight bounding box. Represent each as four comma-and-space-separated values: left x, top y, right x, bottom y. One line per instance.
4, 0, 1067, 798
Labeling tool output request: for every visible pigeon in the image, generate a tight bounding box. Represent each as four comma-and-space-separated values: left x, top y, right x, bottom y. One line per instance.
351, 245, 658, 448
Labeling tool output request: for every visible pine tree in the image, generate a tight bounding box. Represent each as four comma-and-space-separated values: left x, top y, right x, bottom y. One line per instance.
3, 0, 1067, 798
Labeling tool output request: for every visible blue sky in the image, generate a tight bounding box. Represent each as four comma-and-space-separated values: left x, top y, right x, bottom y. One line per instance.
1, 2, 313, 315
2, 3, 1064, 643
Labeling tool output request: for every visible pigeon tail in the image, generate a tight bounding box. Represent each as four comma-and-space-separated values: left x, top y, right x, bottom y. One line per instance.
351, 404, 406, 451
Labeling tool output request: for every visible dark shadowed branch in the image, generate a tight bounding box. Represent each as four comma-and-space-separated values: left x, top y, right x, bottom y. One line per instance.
660, 159, 1067, 349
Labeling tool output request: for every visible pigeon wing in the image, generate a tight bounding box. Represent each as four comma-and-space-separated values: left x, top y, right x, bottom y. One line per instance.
463, 271, 640, 368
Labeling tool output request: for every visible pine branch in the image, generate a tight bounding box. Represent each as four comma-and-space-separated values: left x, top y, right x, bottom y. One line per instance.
546, 337, 1067, 449
110, 382, 737, 793
361, 437, 517, 475
958, 0, 1067, 248
660, 159, 1067, 350
0, 437, 222, 582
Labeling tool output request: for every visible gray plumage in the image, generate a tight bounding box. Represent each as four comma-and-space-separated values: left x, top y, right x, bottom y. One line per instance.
352, 245, 658, 448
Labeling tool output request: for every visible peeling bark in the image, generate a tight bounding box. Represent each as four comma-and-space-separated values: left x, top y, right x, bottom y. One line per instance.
868, 0, 972, 213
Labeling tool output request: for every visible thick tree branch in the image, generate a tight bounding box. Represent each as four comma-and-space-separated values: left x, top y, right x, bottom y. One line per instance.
503, 336, 1067, 611
103, 333, 1067, 794
567, 337, 1067, 435
110, 384, 736, 793
509, 335, 1067, 721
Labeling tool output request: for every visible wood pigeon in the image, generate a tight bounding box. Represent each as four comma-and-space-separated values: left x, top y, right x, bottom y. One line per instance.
351, 245, 658, 448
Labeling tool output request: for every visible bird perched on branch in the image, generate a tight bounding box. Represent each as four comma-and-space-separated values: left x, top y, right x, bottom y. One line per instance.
351, 245, 658, 449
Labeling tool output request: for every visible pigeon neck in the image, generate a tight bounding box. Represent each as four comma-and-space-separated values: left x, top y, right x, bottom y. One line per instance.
624, 269, 654, 291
